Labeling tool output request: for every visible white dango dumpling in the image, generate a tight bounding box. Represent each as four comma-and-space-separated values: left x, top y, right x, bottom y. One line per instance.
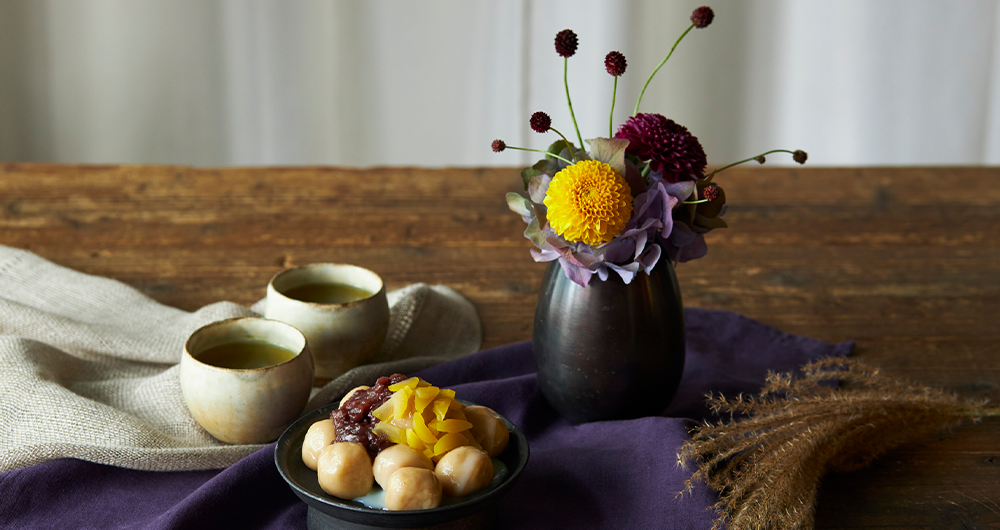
384, 467, 442, 510
434, 446, 494, 497
464, 405, 509, 457
316, 442, 374, 500
302, 419, 336, 471
339, 385, 371, 408
373, 443, 434, 489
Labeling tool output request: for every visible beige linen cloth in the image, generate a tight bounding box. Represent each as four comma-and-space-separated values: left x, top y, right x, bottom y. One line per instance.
0, 246, 481, 472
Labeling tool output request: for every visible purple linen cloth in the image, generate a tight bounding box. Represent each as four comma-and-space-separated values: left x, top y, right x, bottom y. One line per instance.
0, 308, 852, 530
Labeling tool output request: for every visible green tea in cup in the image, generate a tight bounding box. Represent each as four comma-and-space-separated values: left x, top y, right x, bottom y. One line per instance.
180, 317, 314, 444
196, 340, 299, 370
281, 282, 374, 305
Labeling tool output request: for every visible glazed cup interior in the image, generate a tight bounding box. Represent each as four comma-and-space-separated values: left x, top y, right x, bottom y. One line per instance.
269, 263, 383, 303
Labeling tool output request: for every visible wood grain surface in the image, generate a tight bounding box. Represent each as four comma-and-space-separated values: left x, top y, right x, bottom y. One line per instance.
1, 163, 998, 528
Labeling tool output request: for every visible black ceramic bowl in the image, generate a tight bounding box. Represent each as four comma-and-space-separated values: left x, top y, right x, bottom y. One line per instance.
275, 401, 529, 530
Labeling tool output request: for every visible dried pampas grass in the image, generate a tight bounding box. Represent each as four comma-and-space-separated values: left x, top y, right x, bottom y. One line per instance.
677, 358, 997, 530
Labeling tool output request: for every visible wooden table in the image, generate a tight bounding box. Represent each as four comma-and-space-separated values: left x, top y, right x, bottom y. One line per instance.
1, 163, 998, 528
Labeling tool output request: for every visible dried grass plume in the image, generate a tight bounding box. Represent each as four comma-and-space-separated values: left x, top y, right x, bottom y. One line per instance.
676, 358, 998, 530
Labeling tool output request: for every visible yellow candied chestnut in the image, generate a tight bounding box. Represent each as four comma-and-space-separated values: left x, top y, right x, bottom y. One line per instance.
464, 405, 509, 457
434, 446, 493, 497
339, 385, 370, 408
384, 467, 442, 511
302, 419, 336, 471
372, 444, 434, 489
317, 442, 374, 500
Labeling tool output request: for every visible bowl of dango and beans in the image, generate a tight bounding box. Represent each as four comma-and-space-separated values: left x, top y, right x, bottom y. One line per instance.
275, 374, 529, 529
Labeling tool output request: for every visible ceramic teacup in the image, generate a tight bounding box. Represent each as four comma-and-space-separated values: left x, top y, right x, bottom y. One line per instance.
180, 317, 314, 444
265, 263, 389, 383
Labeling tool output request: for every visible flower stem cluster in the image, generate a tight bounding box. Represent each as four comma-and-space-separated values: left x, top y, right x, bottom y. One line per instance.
492, 6, 809, 285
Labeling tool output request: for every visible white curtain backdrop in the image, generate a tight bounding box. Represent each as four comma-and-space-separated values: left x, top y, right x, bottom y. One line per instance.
0, 0, 998, 167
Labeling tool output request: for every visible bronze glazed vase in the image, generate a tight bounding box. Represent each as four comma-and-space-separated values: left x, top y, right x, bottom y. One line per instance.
532, 260, 686, 424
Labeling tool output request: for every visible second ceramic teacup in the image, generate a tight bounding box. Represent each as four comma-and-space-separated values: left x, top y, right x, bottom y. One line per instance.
265, 263, 390, 383
180, 317, 314, 444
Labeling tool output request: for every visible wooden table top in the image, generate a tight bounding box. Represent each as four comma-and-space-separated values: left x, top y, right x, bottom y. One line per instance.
2, 163, 998, 528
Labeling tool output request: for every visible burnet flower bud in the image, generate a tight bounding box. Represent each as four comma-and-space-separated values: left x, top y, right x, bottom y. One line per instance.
605, 51, 627, 76
554, 29, 578, 58
530, 112, 552, 133
691, 6, 714, 28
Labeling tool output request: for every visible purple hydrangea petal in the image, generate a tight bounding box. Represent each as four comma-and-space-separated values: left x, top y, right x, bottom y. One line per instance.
661, 180, 696, 202
639, 243, 662, 274
599, 237, 635, 264
530, 248, 561, 262
558, 256, 593, 287
593, 263, 610, 282
629, 182, 678, 237
606, 261, 641, 284
677, 233, 707, 262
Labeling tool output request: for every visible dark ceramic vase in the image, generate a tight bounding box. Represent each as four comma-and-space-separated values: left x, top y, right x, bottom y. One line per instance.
532, 261, 686, 424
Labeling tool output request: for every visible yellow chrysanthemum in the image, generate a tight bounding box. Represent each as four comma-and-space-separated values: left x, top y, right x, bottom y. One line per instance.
544, 160, 632, 246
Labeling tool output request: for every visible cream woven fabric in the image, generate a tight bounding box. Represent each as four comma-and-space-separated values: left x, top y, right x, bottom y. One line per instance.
0, 246, 481, 472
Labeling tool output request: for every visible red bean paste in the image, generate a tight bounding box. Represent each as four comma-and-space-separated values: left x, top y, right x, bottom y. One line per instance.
331, 373, 407, 459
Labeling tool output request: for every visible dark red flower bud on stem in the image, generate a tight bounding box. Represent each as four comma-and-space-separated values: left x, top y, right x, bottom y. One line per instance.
530, 112, 552, 133
691, 6, 714, 28
554, 29, 578, 58
605, 51, 627, 76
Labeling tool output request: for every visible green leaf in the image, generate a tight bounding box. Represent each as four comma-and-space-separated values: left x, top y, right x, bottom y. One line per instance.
506, 192, 534, 221
547, 139, 573, 156
524, 217, 547, 248
520, 166, 543, 190
533, 158, 560, 177
527, 174, 552, 204
589, 137, 629, 174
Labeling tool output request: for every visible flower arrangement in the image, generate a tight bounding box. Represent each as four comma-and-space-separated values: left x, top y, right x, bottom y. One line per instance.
493, 6, 807, 287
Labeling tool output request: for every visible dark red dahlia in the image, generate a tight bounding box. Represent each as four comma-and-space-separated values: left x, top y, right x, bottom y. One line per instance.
555, 29, 578, 58
530, 112, 552, 133
614, 113, 707, 183
491, 139, 506, 152
691, 6, 714, 28
605, 51, 627, 76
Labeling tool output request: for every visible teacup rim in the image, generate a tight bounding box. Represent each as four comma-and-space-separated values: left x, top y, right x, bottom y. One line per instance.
267, 263, 386, 309
183, 317, 309, 373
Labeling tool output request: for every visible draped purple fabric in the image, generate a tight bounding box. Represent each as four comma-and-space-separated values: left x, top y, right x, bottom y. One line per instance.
0, 308, 852, 529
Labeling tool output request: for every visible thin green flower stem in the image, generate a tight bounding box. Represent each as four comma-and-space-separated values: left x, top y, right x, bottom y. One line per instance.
504, 146, 573, 165
634, 23, 694, 116
564, 57, 585, 151
609, 76, 618, 138
549, 127, 579, 161
682, 198, 709, 205
704, 149, 797, 183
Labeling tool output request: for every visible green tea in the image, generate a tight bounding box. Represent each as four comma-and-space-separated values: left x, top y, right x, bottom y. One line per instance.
282, 282, 374, 304
196, 341, 298, 369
